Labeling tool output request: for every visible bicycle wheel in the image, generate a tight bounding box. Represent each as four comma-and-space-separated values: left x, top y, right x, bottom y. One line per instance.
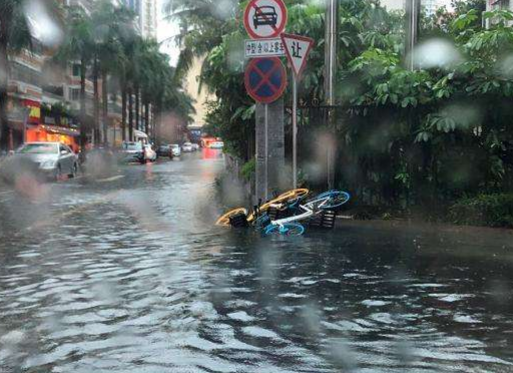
265, 223, 305, 236
216, 208, 248, 226
317, 191, 351, 210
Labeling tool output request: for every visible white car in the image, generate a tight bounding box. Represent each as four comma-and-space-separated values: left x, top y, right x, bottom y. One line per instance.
171, 144, 181, 157
14, 142, 79, 180
182, 142, 194, 152
143, 144, 157, 162
191, 143, 200, 151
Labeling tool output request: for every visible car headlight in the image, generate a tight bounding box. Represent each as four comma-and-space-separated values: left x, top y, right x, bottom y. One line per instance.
40, 160, 57, 169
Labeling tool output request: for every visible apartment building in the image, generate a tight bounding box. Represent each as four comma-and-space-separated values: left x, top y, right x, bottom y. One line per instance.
123, 0, 158, 39
381, 0, 449, 15
487, 0, 512, 10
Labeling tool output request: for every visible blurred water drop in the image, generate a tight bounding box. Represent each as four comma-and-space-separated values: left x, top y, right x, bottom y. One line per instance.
0, 329, 26, 346
412, 38, 461, 69
326, 338, 357, 371
211, 0, 235, 20
497, 54, 513, 78
24, 0, 63, 48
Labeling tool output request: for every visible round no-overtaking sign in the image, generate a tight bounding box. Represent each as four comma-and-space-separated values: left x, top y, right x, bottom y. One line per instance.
243, 0, 288, 40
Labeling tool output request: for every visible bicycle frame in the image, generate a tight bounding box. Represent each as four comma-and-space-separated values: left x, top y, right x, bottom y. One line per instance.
266, 194, 332, 229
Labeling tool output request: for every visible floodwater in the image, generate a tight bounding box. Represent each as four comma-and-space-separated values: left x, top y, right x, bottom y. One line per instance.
0, 151, 513, 373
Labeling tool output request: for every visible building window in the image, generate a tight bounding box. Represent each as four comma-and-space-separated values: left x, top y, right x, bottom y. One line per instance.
69, 88, 80, 101
72, 63, 81, 77
10, 62, 41, 87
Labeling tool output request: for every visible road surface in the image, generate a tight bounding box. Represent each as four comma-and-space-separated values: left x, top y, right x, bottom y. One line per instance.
0, 151, 512, 372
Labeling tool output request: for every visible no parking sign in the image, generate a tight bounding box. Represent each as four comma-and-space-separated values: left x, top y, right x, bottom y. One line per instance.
244, 57, 287, 104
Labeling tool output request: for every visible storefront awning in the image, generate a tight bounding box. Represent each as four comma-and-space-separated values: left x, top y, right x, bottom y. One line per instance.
40, 125, 80, 137
134, 130, 148, 139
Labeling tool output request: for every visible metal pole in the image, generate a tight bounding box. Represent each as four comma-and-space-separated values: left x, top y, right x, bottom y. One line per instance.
292, 76, 298, 189
405, 0, 421, 71
325, 0, 338, 189
264, 103, 269, 201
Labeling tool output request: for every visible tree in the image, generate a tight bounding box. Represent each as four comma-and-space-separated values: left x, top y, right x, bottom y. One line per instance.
55, 5, 93, 151
0, 0, 34, 152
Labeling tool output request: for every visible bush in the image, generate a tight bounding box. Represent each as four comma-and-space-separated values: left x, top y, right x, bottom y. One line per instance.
449, 194, 513, 228
241, 159, 256, 182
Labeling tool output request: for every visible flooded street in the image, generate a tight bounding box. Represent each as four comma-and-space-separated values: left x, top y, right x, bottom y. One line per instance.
1, 152, 513, 373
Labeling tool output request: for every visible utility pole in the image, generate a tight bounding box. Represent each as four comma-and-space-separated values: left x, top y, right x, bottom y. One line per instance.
325, 0, 338, 189
405, 0, 421, 71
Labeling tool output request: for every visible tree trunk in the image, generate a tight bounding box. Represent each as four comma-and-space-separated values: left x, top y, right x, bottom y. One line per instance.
128, 87, 134, 141
135, 86, 140, 132
144, 101, 149, 136
79, 57, 88, 155
93, 57, 100, 145
121, 83, 127, 142
101, 70, 108, 145
0, 41, 10, 153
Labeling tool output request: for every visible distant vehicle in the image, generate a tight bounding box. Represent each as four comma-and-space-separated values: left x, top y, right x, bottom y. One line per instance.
191, 143, 200, 151
171, 144, 181, 158
253, 6, 278, 29
157, 144, 172, 158
182, 142, 194, 152
121, 142, 144, 163
14, 142, 78, 180
209, 141, 224, 149
143, 144, 157, 162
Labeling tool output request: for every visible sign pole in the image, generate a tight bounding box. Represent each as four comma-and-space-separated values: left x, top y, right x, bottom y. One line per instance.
264, 103, 269, 201
292, 76, 298, 189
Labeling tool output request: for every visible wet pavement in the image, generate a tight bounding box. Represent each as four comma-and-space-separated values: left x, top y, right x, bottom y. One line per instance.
1, 151, 513, 372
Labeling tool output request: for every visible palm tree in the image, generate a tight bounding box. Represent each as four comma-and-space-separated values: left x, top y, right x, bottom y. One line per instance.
55, 5, 93, 152
91, 1, 134, 145
0, 0, 34, 152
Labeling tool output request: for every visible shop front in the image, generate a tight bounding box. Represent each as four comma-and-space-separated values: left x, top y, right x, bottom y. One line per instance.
26, 124, 80, 153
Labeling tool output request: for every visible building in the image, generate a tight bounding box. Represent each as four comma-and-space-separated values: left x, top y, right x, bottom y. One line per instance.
487, 0, 512, 10
123, 0, 158, 39
381, 0, 404, 11
381, 0, 450, 15
183, 56, 215, 143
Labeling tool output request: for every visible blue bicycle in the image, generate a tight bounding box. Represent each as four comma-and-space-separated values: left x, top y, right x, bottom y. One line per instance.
264, 190, 350, 236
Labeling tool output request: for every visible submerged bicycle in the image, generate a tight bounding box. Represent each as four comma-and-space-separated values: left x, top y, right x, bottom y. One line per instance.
216, 189, 351, 236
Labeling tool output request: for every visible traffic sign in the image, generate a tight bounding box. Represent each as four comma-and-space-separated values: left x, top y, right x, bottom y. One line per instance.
281, 33, 315, 77
244, 57, 287, 104
243, 0, 288, 40
245, 38, 285, 58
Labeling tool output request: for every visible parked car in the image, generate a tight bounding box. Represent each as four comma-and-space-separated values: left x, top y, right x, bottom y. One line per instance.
144, 144, 157, 162
121, 142, 144, 163
191, 143, 200, 151
209, 141, 224, 149
15, 142, 78, 180
182, 142, 194, 152
171, 144, 181, 158
157, 144, 172, 158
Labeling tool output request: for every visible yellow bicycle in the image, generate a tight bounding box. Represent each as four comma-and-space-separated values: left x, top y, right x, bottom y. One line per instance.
215, 188, 310, 226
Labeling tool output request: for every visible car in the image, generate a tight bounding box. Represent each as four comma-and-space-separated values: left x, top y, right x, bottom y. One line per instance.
209, 141, 224, 149
253, 6, 278, 29
143, 144, 157, 162
171, 144, 181, 158
14, 142, 78, 180
191, 143, 200, 151
157, 144, 172, 158
121, 142, 144, 163
182, 142, 194, 152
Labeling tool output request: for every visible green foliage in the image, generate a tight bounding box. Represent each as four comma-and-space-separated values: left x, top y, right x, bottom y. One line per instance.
449, 194, 513, 227
170, 0, 513, 220
241, 159, 256, 182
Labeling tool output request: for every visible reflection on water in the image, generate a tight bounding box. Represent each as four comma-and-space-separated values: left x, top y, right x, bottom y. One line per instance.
0, 154, 513, 373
